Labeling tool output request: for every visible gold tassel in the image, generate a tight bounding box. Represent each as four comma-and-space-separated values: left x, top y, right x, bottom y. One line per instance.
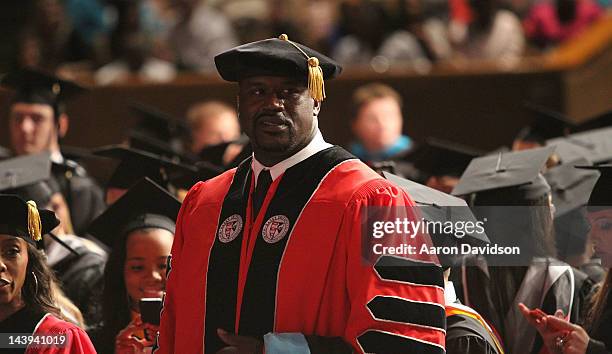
278, 34, 326, 102
27, 201, 42, 242
307, 57, 325, 102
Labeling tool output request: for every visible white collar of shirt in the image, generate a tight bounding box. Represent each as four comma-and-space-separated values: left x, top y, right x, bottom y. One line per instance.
445, 280, 458, 305
251, 129, 332, 185
50, 150, 64, 164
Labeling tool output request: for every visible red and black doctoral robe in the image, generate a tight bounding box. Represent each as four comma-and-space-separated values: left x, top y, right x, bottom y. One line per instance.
157, 146, 446, 354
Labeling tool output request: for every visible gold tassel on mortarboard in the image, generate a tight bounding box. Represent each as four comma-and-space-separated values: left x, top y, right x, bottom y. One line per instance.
278, 34, 326, 102
27, 200, 42, 242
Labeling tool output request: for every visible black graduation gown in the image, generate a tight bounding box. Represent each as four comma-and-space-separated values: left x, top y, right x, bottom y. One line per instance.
447, 313, 502, 354
47, 235, 106, 329
0, 307, 46, 354
51, 159, 105, 235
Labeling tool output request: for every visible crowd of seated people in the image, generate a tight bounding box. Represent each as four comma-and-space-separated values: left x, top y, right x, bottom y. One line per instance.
1, 0, 607, 81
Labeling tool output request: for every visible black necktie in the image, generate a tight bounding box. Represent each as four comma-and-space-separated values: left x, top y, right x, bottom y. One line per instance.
252, 169, 272, 218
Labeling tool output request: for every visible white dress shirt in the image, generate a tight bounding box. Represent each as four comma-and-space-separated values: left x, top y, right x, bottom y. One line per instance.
251, 129, 332, 185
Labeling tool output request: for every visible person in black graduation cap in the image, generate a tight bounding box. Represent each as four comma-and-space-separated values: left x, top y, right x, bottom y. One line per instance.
574, 109, 612, 133
521, 165, 612, 354
157, 34, 445, 354
384, 172, 504, 354
1, 68, 106, 236
402, 137, 483, 194
545, 158, 606, 283
92, 145, 197, 204
197, 137, 252, 170
546, 125, 612, 166
86, 178, 181, 354
512, 102, 575, 152
453, 146, 584, 353
127, 102, 192, 161
0, 194, 97, 354
0, 153, 108, 330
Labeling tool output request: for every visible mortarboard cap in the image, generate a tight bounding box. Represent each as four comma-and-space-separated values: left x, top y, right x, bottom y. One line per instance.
0, 194, 59, 245
401, 138, 483, 177
575, 164, 612, 212
87, 178, 181, 248
128, 130, 195, 162
1, 68, 86, 113
170, 161, 225, 190
92, 145, 197, 190
383, 171, 489, 267
215, 34, 342, 101
0, 154, 64, 229
2, 179, 61, 210
198, 134, 250, 167
60, 145, 99, 162
547, 127, 612, 165
198, 141, 233, 167
129, 102, 190, 142
0, 153, 52, 192
574, 109, 612, 133
0, 153, 64, 215
0, 146, 10, 159
544, 158, 599, 217
452, 146, 555, 202
514, 102, 576, 143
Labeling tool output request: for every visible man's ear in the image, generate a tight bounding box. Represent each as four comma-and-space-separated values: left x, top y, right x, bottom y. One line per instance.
57, 113, 69, 138
313, 100, 321, 116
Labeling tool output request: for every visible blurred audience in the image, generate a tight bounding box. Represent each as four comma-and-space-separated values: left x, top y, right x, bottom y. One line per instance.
17, 0, 95, 71
168, 0, 238, 71
449, 0, 525, 62
377, 0, 452, 68
4, 0, 607, 76
523, 0, 603, 49
95, 0, 176, 84
331, 0, 392, 66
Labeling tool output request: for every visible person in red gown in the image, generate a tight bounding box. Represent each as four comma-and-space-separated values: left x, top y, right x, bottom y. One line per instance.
156, 34, 446, 354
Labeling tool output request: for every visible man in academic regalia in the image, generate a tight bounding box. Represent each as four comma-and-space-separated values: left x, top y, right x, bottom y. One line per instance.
156, 35, 446, 354
1, 68, 106, 235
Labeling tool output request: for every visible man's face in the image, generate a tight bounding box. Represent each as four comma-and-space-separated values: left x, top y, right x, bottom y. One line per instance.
238, 76, 317, 163
352, 97, 403, 153
9, 103, 58, 155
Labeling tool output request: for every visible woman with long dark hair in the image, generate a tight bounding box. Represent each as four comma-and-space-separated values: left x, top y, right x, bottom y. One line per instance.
87, 178, 180, 354
454, 147, 581, 353
0, 194, 96, 354
520, 165, 611, 353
